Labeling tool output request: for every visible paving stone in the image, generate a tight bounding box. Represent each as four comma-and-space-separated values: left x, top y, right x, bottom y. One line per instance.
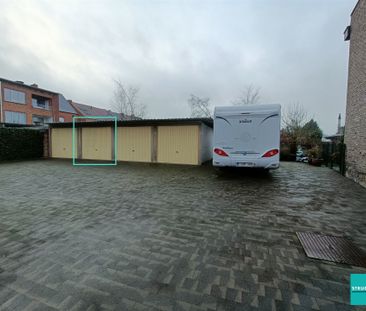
0, 287, 18, 305
225, 287, 240, 303
274, 299, 293, 311
24, 301, 58, 311
26, 283, 58, 302
1, 293, 33, 311
210, 284, 224, 299
175, 289, 203, 305
182, 278, 196, 290
0, 160, 365, 310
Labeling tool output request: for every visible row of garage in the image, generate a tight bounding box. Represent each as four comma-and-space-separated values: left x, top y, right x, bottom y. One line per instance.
49, 118, 213, 165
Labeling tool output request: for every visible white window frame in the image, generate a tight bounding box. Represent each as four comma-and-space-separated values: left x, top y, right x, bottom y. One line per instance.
32, 97, 50, 110
4, 88, 26, 104
32, 115, 53, 125
4, 111, 27, 124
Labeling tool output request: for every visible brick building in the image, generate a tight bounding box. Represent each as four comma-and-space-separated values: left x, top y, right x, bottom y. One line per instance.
0, 78, 78, 125
70, 101, 121, 120
59, 95, 78, 123
71, 101, 138, 121
344, 0, 366, 187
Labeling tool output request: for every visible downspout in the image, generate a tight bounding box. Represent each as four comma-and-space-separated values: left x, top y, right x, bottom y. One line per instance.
0, 81, 3, 123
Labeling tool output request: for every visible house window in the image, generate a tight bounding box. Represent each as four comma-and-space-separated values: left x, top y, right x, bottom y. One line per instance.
4, 88, 26, 104
32, 95, 50, 110
32, 115, 52, 125
4, 111, 27, 124
59, 117, 65, 122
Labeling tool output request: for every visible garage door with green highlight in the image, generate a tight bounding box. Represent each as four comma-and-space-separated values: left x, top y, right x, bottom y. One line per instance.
81, 127, 112, 161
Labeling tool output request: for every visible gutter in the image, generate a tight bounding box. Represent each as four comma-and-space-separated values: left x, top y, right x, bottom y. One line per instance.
0, 81, 3, 122
351, 0, 361, 16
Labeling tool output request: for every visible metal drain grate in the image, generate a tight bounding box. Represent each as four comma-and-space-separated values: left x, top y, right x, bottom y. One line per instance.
296, 232, 366, 267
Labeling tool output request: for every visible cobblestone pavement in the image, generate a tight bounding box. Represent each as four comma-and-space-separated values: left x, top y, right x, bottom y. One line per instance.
0, 160, 366, 311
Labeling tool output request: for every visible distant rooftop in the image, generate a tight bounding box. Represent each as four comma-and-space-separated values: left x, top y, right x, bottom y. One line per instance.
0, 77, 59, 95
71, 102, 118, 117
59, 94, 77, 113
71, 102, 141, 120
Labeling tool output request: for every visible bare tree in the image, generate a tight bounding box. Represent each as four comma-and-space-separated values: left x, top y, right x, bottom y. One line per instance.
188, 94, 212, 118
282, 102, 309, 146
233, 84, 260, 105
282, 102, 308, 130
112, 79, 146, 119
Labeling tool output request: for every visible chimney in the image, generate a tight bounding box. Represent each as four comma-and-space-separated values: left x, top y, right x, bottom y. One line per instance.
337, 113, 341, 134
30, 83, 38, 88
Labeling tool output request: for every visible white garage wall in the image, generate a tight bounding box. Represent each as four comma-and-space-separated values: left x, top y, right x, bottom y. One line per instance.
200, 124, 213, 164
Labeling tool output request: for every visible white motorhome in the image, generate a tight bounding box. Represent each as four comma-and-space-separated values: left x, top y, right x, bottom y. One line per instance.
213, 104, 281, 169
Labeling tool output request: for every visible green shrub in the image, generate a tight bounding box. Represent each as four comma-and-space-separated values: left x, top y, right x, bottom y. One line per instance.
0, 128, 44, 161
307, 145, 322, 160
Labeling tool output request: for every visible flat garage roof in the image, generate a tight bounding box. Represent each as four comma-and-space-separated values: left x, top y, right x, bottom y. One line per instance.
50, 118, 213, 128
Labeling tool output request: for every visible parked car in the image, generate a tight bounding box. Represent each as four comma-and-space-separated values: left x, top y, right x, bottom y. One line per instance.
300, 156, 309, 163
296, 151, 308, 162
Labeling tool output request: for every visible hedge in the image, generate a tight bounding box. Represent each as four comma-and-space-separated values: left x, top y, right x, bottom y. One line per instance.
0, 128, 44, 161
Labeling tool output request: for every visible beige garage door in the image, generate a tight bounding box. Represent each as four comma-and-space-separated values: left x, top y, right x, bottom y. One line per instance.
157, 125, 199, 165
51, 128, 73, 158
117, 127, 151, 162
82, 127, 112, 160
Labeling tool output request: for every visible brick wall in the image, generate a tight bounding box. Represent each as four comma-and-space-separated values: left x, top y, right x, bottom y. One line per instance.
344, 0, 366, 188
59, 111, 75, 123
1, 81, 59, 124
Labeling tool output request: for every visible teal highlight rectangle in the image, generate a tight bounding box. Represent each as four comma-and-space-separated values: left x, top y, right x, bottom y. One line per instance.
72, 116, 118, 166
351, 274, 366, 305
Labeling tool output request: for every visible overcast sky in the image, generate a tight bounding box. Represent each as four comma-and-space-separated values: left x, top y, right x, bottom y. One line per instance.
0, 0, 356, 134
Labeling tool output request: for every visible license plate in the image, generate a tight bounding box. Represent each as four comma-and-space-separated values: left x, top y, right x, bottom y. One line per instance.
237, 162, 255, 167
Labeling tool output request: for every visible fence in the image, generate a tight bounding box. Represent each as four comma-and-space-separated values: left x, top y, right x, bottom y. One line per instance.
322, 142, 346, 176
